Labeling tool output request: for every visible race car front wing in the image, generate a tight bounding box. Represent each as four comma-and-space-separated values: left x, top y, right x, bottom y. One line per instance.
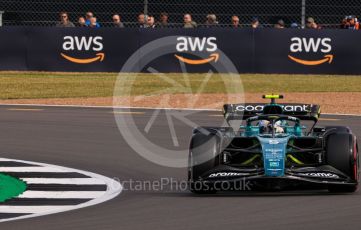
194, 164, 357, 191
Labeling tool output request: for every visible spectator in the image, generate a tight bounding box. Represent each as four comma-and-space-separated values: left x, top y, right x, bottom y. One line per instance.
341, 15, 359, 30
156, 12, 169, 28
56, 12, 75, 27
138, 13, 146, 28
274, 19, 285, 29
89, 17, 100, 28
341, 17, 347, 29
85, 11, 100, 27
306, 17, 320, 29
204, 14, 218, 27
112, 14, 124, 28
147, 16, 155, 28
78, 16, 86, 27
231, 15, 241, 28
348, 16, 359, 30
183, 14, 197, 28
251, 17, 262, 29
85, 11, 94, 26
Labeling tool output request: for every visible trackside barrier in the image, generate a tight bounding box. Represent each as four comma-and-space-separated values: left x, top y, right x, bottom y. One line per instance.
0, 27, 361, 74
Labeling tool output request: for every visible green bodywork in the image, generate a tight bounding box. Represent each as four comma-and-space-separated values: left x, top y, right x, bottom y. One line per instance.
0, 173, 27, 202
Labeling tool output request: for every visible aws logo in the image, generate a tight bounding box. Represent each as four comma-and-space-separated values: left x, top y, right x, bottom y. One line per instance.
174, 37, 219, 65
288, 37, 333, 66
61, 36, 105, 64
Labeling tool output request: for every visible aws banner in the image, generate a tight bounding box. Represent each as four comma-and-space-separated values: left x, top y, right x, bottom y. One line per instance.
253, 29, 361, 75
19, 27, 253, 72
26, 27, 140, 72
1, 27, 361, 74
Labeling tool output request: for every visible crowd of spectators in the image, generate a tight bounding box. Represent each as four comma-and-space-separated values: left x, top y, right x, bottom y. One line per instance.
55, 11, 360, 30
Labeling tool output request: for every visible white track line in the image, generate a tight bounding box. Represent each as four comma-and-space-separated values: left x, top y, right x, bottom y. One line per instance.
0, 103, 220, 111
21, 178, 106, 185
18, 191, 106, 199
0, 206, 73, 214
0, 167, 66, 172
0, 103, 360, 116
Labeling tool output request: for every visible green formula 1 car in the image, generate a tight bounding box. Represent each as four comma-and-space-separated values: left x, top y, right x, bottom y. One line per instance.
188, 95, 359, 193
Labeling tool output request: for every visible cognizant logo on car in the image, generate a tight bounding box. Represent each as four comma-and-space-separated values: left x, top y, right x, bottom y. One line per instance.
174, 36, 219, 65
288, 37, 333, 66
61, 36, 105, 64
235, 104, 310, 112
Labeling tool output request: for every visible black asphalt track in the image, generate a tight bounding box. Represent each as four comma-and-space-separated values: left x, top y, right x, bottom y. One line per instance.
0, 105, 360, 230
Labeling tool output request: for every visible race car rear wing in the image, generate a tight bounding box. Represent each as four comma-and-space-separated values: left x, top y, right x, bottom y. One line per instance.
223, 103, 321, 122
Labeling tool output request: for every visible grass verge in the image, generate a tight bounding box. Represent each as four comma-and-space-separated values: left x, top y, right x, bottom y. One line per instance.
0, 72, 360, 99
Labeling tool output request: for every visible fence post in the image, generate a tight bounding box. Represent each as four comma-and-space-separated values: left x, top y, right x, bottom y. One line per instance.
0, 11, 3, 26
144, 0, 148, 22
301, 0, 306, 28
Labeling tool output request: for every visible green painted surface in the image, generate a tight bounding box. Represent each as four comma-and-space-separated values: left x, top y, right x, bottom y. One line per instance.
0, 173, 27, 202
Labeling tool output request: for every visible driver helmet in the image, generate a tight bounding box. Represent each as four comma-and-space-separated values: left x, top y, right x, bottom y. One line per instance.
274, 120, 284, 133
258, 120, 270, 133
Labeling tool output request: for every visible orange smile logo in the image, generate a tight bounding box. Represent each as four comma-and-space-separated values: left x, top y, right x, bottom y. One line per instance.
174, 53, 219, 65
61, 53, 105, 64
288, 54, 334, 66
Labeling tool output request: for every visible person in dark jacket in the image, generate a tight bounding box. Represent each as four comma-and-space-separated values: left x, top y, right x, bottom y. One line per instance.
77, 16, 87, 27
231, 15, 241, 28
138, 13, 146, 28
156, 12, 169, 28
251, 17, 262, 29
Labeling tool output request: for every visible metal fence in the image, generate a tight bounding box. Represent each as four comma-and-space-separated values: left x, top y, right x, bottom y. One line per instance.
0, 0, 359, 28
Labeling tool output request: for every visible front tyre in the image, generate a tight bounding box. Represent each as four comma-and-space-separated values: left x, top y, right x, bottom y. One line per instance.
188, 133, 218, 194
326, 133, 359, 193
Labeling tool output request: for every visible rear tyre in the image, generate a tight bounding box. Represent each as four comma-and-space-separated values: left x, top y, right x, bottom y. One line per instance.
188, 133, 218, 194
326, 133, 358, 193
